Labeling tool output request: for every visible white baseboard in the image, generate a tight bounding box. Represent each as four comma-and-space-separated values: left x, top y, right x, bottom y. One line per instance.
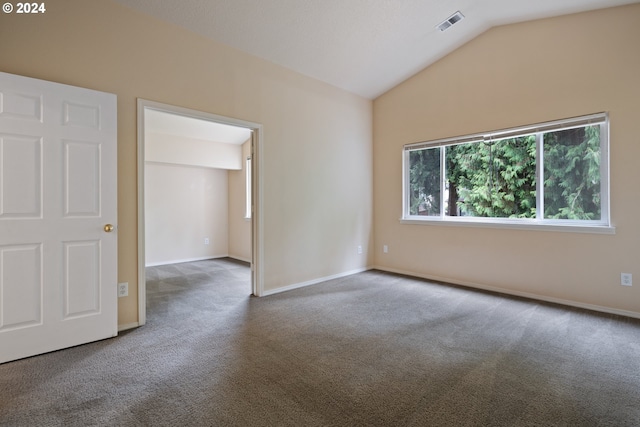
118, 322, 140, 332
228, 255, 251, 264
373, 265, 640, 320
261, 267, 372, 297
145, 255, 229, 267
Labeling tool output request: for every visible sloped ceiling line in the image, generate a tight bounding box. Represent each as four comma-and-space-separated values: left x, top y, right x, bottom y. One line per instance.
114, 0, 640, 99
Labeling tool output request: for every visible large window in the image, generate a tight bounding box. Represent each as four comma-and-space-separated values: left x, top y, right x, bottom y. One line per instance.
402, 113, 611, 231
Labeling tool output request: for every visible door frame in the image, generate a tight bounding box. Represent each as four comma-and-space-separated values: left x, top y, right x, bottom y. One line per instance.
136, 99, 264, 326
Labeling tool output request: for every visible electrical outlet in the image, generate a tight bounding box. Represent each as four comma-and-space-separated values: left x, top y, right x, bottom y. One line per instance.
383, 245, 388, 253
118, 282, 129, 297
621, 273, 632, 287
204, 238, 209, 245
357, 245, 363, 254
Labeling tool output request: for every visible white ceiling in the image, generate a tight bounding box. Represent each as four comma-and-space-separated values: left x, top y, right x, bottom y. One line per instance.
114, 0, 639, 99
145, 109, 252, 144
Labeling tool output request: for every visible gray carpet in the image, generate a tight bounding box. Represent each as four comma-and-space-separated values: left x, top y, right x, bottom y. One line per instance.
1, 258, 639, 426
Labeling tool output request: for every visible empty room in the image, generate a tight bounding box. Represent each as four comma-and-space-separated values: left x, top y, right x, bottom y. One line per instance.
1, 0, 639, 425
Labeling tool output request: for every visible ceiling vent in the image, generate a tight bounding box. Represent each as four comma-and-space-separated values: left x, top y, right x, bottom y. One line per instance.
436, 11, 465, 32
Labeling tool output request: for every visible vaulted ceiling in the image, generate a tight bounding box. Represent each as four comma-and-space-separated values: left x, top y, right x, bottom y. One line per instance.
114, 0, 639, 99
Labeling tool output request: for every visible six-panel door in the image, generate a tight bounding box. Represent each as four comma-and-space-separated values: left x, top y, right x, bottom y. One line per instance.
0, 72, 117, 364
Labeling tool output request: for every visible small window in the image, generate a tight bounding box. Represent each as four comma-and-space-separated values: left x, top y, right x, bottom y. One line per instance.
402, 113, 610, 231
245, 156, 252, 219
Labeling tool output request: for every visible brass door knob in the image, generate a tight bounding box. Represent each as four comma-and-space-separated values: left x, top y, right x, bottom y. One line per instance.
104, 224, 114, 232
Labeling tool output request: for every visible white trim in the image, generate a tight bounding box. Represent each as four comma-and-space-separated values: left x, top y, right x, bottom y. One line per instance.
440, 145, 446, 217
535, 133, 543, 219
145, 255, 230, 267
136, 100, 147, 327
136, 99, 265, 327
252, 127, 265, 297
404, 112, 607, 150
399, 217, 616, 234
261, 268, 371, 297
245, 156, 252, 219
228, 255, 252, 264
402, 149, 410, 219
403, 112, 611, 229
373, 266, 640, 320
118, 322, 140, 332
600, 117, 611, 227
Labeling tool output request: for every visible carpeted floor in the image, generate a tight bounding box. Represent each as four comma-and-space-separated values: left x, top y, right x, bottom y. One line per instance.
1, 258, 639, 426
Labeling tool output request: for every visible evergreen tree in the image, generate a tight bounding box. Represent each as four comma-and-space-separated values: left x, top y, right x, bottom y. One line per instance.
543, 126, 600, 220
409, 148, 440, 215
408, 125, 601, 220
446, 136, 536, 218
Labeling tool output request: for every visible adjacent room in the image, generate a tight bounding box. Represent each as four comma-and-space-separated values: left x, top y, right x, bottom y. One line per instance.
141, 104, 256, 322
144, 108, 253, 268
142, 107, 253, 306
0, 0, 639, 425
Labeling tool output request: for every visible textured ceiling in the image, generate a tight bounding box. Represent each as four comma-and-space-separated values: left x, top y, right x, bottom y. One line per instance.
114, 0, 639, 99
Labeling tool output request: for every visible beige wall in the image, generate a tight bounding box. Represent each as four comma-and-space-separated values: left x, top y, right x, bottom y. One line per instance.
145, 132, 243, 170
0, 0, 373, 326
373, 4, 640, 316
145, 163, 229, 266
228, 140, 252, 262
146, 132, 249, 265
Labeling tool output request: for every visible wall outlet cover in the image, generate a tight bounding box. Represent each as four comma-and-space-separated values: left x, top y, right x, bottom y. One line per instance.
621, 273, 632, 287
118, 282, 129, 297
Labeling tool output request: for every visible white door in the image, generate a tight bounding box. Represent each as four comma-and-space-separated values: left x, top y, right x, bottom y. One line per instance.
0, 72, 117, 364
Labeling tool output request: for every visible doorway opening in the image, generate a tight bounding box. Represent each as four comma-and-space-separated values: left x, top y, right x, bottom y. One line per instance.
136, 99, 263, 326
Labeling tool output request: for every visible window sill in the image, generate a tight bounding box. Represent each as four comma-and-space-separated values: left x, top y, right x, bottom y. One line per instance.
400, 217, 616, 234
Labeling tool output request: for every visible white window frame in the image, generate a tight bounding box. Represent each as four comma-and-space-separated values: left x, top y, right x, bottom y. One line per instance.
245, 156, 252, 219
401, 113, 614, 234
